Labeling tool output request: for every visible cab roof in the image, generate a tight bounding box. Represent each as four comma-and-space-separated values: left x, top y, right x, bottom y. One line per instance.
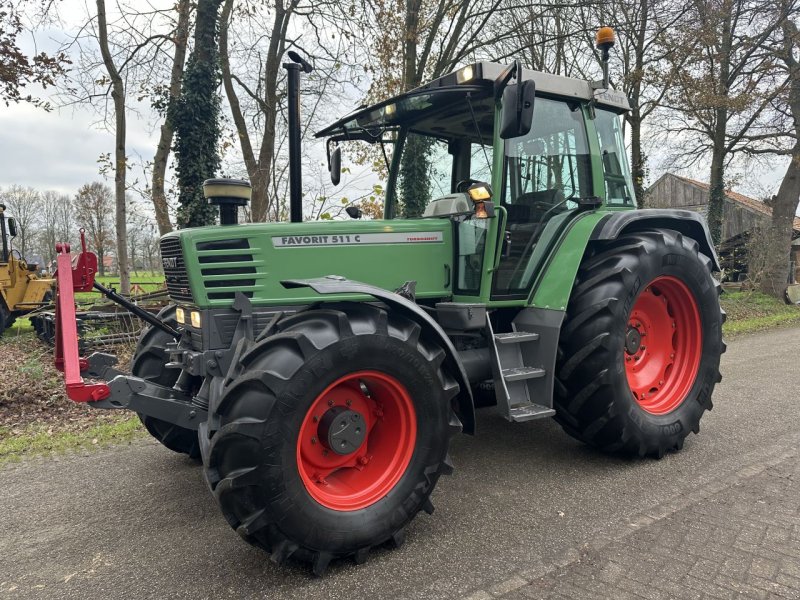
316, 61, 630, 140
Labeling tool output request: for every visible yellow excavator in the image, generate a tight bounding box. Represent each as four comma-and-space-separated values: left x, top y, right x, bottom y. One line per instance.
0, 203, 54, 335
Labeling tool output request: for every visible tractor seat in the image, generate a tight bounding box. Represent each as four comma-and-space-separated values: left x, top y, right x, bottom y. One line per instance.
504, 189, 565, 224
504, 189, 566, 261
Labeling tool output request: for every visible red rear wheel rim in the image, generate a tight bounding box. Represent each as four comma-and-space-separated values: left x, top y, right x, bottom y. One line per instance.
624, 276, 702, 415
296, 371, 417, 511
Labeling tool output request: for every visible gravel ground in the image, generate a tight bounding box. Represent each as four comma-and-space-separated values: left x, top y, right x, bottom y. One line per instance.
0, 326, 798, 599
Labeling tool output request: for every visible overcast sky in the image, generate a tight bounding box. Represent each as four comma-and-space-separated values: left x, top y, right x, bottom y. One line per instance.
0, 8, 792, 207
0, 100, 158, 195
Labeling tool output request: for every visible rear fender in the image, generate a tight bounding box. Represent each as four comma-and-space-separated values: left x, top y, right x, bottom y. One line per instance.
528, 209, 720, 312
282, 276, 475, 434
590, 209, 720, 270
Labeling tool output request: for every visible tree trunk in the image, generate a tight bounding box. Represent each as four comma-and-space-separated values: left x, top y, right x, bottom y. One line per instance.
629, 110, 645, 208
219, 0, 286, 222
759, 153, 799, 298
172, 0, 223, 228
150, 0, 190, 236
707, 8, 732, 247
98, 245, 106, 277
97, 0, 129, 295
404, 0, 422, 89
708, 142, 726, 246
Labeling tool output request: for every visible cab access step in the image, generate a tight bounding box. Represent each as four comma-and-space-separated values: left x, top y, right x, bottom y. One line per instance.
487, 320, 555, 422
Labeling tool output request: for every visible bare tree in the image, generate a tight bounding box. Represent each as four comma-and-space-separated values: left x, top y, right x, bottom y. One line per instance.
662, 0, 794, 243
74, 182, 115, 276
39, 190, 72, 268
58, 2, 195, 237
219, 0, 361, 222
96, 0, 129, 294
737, 2, 800, 297
218, 0, 296, 223
572, 0, 689, 207
0, 0, 69, 109
150, 0, 191, 235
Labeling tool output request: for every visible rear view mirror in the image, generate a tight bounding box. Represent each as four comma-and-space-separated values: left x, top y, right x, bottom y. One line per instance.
345, 205, 362, 219
7, 217, 17, 237
329, 146, 341, 186
500, 80, 535, 139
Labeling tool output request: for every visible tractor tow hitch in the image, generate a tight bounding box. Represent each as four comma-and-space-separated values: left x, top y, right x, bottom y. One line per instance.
51, 233, 206, 429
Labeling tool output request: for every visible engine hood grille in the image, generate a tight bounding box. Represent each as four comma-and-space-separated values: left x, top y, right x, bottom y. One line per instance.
160, 237, 192, 302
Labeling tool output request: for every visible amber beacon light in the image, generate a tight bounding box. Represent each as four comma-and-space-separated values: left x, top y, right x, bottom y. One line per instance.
596, 26, 615, 50
595, 26, 615, 89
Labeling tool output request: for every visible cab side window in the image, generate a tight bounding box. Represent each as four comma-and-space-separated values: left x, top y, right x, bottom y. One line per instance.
594, 109, 635, 206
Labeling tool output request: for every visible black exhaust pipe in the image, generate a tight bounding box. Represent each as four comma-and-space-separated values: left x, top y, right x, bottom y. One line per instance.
283, 51, 313, 223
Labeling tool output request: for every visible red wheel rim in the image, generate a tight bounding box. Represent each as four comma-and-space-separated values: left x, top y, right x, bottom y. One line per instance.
296, 371, 417, 511
624, 276, 702, 415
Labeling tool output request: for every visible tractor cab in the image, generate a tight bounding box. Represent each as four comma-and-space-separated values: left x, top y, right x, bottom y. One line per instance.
0, 203, 54, 335
316, 61, 635, 301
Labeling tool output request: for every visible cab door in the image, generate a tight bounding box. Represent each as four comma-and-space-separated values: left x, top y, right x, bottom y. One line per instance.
490, 98, 593, 299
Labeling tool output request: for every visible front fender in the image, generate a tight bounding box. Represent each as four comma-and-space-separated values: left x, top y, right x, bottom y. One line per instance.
282, 276, 475, 434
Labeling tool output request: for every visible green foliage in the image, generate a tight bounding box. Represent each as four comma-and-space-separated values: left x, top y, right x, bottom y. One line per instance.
399, 134, 434, 217
170, 0, 224, 229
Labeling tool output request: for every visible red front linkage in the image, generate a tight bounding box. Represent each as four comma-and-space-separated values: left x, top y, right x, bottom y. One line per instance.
53, 230, 110, 402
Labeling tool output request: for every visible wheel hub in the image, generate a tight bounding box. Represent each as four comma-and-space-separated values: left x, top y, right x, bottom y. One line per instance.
625, 326, 642, 355
318, 406, 366, 455
624, 276, 702, 415
296, 371, 417, 511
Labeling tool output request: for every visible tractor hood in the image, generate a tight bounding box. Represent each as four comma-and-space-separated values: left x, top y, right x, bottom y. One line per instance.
160, 219, 454, 309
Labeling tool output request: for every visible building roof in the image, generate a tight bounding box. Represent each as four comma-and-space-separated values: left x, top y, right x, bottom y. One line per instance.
673, 175, 800, 232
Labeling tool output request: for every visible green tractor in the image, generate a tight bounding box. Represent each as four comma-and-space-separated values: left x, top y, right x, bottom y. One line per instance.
54, 35, 724, 575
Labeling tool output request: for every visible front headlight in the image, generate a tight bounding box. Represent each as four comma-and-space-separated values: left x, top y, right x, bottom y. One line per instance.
190, 311, 201, 328
175, 307, 185, 324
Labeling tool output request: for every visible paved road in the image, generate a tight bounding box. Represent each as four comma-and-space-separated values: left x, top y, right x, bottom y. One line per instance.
1, 327, 799, 599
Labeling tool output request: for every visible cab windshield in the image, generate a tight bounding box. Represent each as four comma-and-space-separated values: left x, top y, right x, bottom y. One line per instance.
316, 85, 495, 220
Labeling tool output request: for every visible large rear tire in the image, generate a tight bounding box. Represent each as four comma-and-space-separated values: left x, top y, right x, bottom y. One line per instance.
131, 305, 200, 459
554, 230, 725, 458
202, 303, 461, 575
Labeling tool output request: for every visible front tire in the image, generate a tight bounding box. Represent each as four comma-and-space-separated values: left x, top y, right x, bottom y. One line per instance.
555, 230, 725, 458
202, 304, 461, 574
131, 305, 200, 459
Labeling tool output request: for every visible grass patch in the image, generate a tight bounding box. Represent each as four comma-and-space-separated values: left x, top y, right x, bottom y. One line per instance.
75, 272, 165, 303
721, 291, 800, 336
0, 416, 145, 465
6, 316, 33, 334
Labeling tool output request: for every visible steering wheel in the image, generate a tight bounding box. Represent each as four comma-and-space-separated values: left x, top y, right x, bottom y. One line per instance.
455, 178, 481, 193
